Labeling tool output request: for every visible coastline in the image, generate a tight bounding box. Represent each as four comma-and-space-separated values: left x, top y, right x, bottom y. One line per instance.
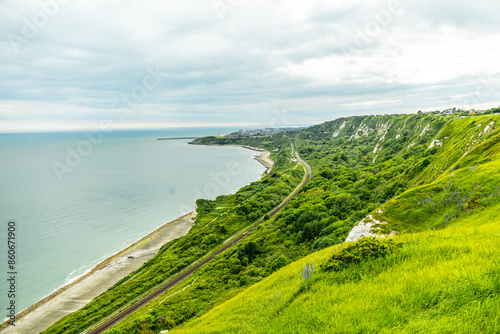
0, 143, 274, 334
0, 212, 195, 334
189, 142, 274, 174
240, 145, 274, 174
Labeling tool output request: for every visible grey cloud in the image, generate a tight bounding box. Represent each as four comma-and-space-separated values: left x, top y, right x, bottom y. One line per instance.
0, 0, 499, 126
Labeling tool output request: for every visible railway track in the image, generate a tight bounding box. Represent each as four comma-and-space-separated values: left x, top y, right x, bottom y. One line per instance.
86, 142, 311, 334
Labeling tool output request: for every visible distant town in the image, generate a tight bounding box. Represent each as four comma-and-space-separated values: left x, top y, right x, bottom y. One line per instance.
225, 127, 305, 138
421, 106, 500, 115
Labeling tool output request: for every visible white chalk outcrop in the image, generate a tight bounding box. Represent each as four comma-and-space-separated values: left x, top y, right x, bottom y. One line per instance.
428, 139, 443, 150
419, 123, 430, 137
345, 213, 396, 242
333, 121, 347, 137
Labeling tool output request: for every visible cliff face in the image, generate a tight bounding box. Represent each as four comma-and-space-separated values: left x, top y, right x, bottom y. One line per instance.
317, 114, 500, 240
297, 113, 498, 184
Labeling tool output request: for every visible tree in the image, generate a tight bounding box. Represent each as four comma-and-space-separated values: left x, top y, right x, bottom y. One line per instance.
237, 241, 262, 262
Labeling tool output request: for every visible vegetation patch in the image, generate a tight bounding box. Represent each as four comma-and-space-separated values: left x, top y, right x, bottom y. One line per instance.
321, 236, 401, 272
46, 113, 500, 334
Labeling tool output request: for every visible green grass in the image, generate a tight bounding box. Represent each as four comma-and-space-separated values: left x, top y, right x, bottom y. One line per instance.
375, 135, 500, 233
171, 200, 500, 333
45, 113, 499, 333
413, 115, 500, 185
170, 127, 500, 333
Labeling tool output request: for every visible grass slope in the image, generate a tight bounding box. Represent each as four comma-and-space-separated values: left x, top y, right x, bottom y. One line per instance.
171, 137, 500, 333
172, 201, 500, 334
46, 113, 499, 333
376, 131, 500, 233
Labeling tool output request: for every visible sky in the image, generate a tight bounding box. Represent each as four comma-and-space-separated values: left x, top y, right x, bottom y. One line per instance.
1, 0, 500, 131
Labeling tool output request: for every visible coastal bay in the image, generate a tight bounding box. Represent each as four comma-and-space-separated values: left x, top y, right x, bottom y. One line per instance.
0, 132, 273, 333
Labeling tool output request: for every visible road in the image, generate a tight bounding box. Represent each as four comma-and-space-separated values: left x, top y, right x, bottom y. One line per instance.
292, 140, 311, 185
86, 141, 311, 334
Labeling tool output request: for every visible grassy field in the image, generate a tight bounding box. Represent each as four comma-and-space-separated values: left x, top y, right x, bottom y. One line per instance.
171, 200, 500, 333
170, 133, 500, 333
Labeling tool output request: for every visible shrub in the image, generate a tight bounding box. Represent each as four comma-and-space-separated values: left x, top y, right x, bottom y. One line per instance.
237, 241, 262, 262
268, 255, 290, 273
312, 236, 336, 251
239, 275, 250, 287
322, 237, 401, 272
201, 234, 219, 246
105, 329, 123, 334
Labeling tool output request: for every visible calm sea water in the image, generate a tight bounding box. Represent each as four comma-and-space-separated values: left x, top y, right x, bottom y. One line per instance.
0, 128, 265, 315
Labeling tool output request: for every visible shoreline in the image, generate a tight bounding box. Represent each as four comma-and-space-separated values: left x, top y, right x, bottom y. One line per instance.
0, 212, 195, 334
0, 143, 274, 333
189, 142, 274, 174
239, 145, 274, 174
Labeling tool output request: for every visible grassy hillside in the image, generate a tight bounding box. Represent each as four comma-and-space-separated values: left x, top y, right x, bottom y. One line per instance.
46, 112, 499, 333
168, 113, 500, 333
170, 161, 500, 333
376, 132, 500, 233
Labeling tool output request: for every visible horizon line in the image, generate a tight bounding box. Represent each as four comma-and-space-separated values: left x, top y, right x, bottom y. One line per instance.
0, 120, 313, 133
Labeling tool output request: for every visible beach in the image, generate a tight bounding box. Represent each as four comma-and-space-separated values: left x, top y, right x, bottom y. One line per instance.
244, 146, 274, 174
0, 213, 195, 334
189, 142, 274, 174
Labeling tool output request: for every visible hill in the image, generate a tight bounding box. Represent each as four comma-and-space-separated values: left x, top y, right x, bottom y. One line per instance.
171, 201, 500, 333
43, 112, 500, 333
170, 119, 500, 332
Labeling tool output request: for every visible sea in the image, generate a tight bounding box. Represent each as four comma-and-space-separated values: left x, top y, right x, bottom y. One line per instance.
0, 127, 265, 317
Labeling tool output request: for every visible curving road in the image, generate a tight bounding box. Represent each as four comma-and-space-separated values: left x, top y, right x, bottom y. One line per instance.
86, 141, 311, 334
293, 140, 311, 186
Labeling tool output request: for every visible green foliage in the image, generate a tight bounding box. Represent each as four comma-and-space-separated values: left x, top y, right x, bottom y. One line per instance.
311, 236, 336, 251
268, 255, 290, 273
43, 138, 301, 334
321, 237, 401, 272
239, 275, 250, 287
46, 112, 500, 334
172, 201, 500, 334
104, 329, 123, 334
237, 241, 262, 262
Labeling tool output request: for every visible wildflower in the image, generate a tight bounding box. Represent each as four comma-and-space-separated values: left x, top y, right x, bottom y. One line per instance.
301, 262, 315, 288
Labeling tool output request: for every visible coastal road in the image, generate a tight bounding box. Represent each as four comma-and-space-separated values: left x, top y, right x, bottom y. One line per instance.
86, 141, 312, 334
292, 140, 311, 185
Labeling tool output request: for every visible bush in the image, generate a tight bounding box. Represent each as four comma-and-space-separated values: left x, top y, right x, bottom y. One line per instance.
158, 315, 175, 330
312, 236, 336, 251
268, 255, 290, 273
228, 257, 243, 274
322, 237, 401, 272
105, 329, 123, 334
239, 275, 250, 287
237, 241, 262, 262
202, 234, 219, 246
301, 220, 327, 240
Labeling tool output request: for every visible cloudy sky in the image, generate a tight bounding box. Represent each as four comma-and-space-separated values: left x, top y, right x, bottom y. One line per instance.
1, 0, 500, 130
